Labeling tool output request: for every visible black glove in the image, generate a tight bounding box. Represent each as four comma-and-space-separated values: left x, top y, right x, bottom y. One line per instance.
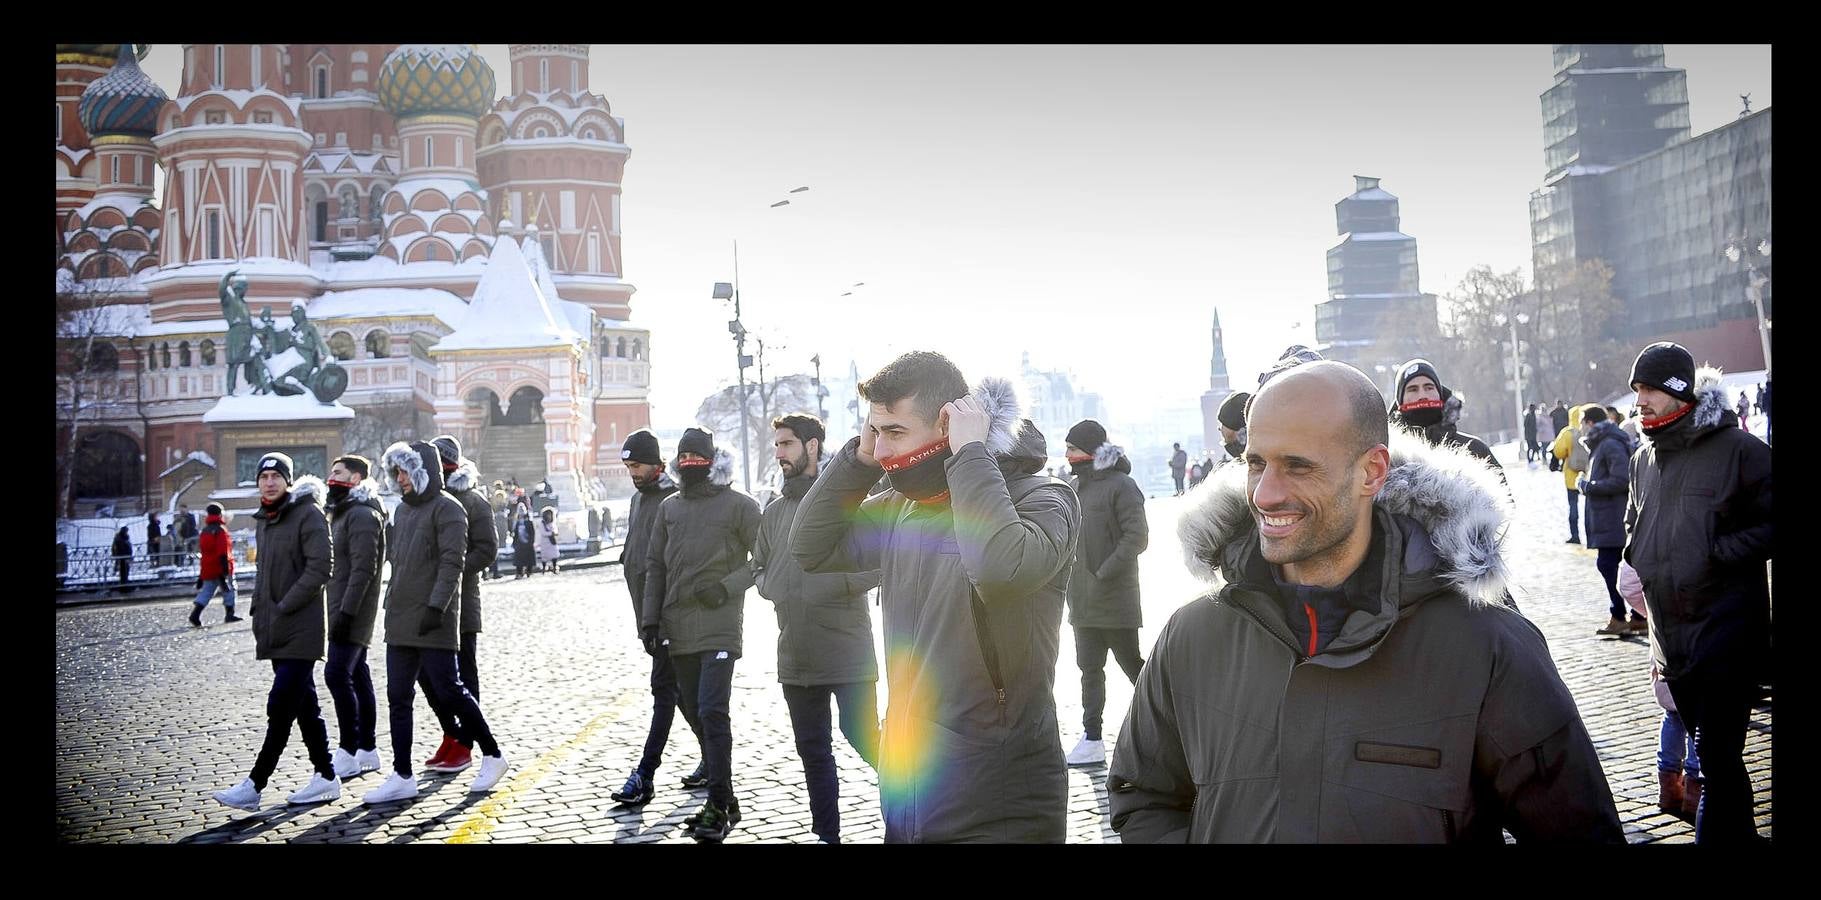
330, 614, 354, 644
419, 606, 445, 636
640, 625, 660, 656
194, 577, 203, 590
218, 556, 230, 576
694, 582, 729, 609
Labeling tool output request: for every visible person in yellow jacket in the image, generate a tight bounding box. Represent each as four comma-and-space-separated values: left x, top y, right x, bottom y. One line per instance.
1551, 403, 1599, 544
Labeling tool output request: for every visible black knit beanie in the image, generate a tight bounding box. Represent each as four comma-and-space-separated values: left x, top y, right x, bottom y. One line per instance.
1394, 359, 1447, 402
1065, 419, 1107, 455
1217, 391, 1251, 431
621, 429, 662, 466
677, 427, 716, 460
256, 452, 294, 485
431, 434, 462, 469
1628, 341, 1697, 403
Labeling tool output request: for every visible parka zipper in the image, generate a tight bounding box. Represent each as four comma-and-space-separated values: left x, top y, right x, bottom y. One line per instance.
1442, 809, 1457, 842
1233, 597, 1309, 664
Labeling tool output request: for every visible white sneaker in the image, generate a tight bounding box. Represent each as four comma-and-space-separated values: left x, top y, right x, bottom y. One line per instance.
355, 748, 383, 774
469, 753, 510, 793
212, 777, 262, 812
362, 772, 418, 806
1066, 737, 1106, 766
331, 748, 360, 779
286, 773, 341, 805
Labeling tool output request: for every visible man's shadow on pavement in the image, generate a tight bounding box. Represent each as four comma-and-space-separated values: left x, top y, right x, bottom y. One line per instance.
286, 773, 479, 844
178, 805, 312, 844
607, 798, 701, 842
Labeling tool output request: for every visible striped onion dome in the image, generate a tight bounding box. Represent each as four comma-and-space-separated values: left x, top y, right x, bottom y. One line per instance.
76, 44, 167, 138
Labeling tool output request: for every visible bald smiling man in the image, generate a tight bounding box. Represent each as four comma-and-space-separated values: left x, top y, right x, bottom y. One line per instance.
1109, 362, 1622, 844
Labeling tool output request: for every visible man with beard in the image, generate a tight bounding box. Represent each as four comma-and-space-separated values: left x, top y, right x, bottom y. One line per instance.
1624, 342, 1773, 843
210, 453, 341, 811
641, 428, 760, 843
1109, 362, 1621, 843
1386, 359, 1501, 473
791, 351, 1081, 843
1217, 391, 1251, 463
608, 429, 708, 807
754, 413, 882, 843
362, 440, 509, 805
323, 455, 385, 780
418, 435, 499, 776
1060, 419, 1149, 768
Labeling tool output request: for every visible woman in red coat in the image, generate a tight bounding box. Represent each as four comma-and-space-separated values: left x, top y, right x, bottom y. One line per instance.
190, 503, 242, 627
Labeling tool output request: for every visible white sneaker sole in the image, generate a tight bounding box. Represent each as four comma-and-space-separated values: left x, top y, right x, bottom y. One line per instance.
287, 789, 340, 805
363, 789, 417, 806
213, 793, 260, 812
470, 763, 510, 793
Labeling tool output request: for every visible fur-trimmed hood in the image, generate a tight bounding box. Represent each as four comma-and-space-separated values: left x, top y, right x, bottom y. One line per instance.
1178, 427, 1512, 607
670, 446, 736, 488
971, 376, 1025, 458
346, 477, 380, 504
384, 440, 445, 501
444, 458, 481, 493
1093, 442, 1127, 471
259, 474, 326, 521
1639, 367, 1732, 453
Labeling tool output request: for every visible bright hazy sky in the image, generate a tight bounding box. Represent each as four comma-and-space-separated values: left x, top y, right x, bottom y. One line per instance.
139, 44, 1771, 433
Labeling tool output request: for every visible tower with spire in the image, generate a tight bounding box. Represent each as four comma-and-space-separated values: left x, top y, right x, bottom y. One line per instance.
1199, 307, 1234, 455
60, 45, 167, 290
1311, 175, 1439, 397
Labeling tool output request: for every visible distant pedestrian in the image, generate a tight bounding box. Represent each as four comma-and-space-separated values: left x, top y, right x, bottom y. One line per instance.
1754, 383, 1764, 416
1736, 391, 1751, 431
511, 507, 535, 578
1575, 406, 1644, 636
1625, 343, 1772, 844
1187, 461, 1204, 488
210, 453, 341, 812
1551, 403, 1595, 544
177, 505, 199, 565
535, 507, 561, 574
1761, 375, 1771, 443
1549, 400, 1570, 471
1061, 419, 1148, 768
1168, 443, 1187, 496
112, 525, 131, 586
1618, 560, 1701, 821
145, 511, 163, 570
489, 490, 509, 579
1523, 403, 1539, 463
189, 502, 240, 626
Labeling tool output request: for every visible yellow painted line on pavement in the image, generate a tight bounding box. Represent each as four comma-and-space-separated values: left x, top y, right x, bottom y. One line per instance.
445, 688, 645, 843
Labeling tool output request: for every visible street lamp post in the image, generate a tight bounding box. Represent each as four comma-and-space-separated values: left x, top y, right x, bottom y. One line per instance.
1724, 235, 1772, 372
810, 353, 827, 422
1494, 310, 1530, 443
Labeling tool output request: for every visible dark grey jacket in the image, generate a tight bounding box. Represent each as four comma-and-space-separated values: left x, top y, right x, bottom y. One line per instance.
1626, 369, 1774, 681
755, 469, 880, 687
1578, 420, 1631, 550
1111, 430, 1622, 843
1067, 445, 1149, 629
326, 478, 386, 647
250, 476, 332, 661
381, 441, 467, 651
642, 449, 761, 657
791, 384, 1081, 844
444, 460, 498, 634
620, 470, 677, 622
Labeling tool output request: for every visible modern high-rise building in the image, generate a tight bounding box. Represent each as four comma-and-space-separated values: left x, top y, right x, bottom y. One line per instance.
1312, 175, 1439, 397
1529, 44, 1771, 372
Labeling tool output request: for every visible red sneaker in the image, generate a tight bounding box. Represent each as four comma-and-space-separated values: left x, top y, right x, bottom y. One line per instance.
423, 734, 457, 769
428, 742, 473, 774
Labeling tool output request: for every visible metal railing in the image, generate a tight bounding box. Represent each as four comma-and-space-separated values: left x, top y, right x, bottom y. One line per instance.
57, 543, 255, 593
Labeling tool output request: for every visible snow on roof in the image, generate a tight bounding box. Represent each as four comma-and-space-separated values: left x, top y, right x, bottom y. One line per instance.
1344, 231, 1413, 242
1347, 187, 1398, 201
557, 299, 592, 338
521, 232, 563, 302
391, 177, 486, 204
312, 252, 487, 282
134, 316, 295, 338
435, 234, 580, 352
73, 192, 158, 221
307, 287, 468, 325
173, 88, 302, 116
1566, 66, 1674, 76
157, 450, 218, 479
59, 145, 93, 166
139, 257, 321, 285
203, 391, 356, 423
493, 98, 613, 131
1559, 164, 1617, 177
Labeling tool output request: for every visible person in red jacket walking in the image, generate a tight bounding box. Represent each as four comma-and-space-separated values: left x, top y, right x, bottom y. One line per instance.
190, 502, 241, 627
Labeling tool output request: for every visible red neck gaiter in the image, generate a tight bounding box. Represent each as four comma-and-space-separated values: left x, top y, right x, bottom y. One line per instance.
1641, 403, 1694, 433
880, 437, 953, 503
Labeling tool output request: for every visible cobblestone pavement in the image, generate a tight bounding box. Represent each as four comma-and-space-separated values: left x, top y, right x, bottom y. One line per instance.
56, 442, 1769, 843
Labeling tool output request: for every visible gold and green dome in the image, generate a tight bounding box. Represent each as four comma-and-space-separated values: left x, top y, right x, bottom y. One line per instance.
58, 43, 150, 63
377, 44, 496, 120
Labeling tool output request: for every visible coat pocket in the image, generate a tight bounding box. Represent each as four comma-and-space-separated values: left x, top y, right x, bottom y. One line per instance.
1327, 717, 1474, 843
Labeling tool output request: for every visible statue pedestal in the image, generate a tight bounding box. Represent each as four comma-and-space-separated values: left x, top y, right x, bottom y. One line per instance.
203, 393, 355, 515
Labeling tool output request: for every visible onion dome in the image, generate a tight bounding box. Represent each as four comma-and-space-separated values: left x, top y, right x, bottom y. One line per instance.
57, 44, 150, 62
76, 44, 168, 138
376, 44, 496, 119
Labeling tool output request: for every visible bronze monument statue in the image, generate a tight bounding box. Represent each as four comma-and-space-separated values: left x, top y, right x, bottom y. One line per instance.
217, 270, 347, 403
